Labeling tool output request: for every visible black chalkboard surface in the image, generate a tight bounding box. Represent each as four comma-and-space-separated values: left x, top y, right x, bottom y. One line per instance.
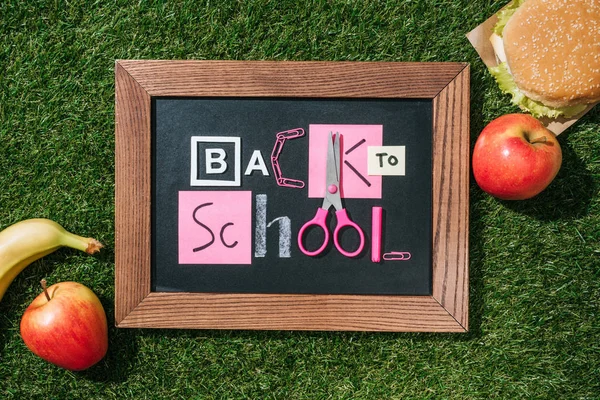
152, 97, 433, 295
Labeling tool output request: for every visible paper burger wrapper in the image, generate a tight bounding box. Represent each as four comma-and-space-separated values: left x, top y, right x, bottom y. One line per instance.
466, 1, 596, 135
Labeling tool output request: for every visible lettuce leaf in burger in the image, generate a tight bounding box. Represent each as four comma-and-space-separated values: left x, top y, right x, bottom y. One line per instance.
488, 0, 600, 119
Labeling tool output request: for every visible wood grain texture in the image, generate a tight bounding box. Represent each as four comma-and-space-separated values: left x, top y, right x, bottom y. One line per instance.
114, 61, 152, 325
117, 293, 465, 332
117, 60, 467, 98
432, 66, 470, 331
114, 60, 470, 331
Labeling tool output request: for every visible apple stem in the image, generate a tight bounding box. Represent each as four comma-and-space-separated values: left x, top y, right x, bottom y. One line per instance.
530, 136, 548, 145
41, 279, 51, 302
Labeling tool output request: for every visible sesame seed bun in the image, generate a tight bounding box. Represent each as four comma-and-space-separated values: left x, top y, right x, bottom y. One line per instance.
503, 0, 600, 108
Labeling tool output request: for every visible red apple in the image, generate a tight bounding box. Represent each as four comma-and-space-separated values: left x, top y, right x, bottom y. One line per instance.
472, 113, 562, 200
20, 280, 108, 371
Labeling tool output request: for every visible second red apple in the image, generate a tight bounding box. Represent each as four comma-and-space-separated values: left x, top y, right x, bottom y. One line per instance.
472, 114, 562, 200
20, 280, 108, 371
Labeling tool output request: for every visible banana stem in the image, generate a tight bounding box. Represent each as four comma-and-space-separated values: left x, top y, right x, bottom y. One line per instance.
41, 279, 50, 302
60, 231, 103, 254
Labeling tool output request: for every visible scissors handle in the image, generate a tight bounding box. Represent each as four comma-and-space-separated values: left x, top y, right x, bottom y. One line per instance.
333, 209, 365, 258
297, 208, 330, 256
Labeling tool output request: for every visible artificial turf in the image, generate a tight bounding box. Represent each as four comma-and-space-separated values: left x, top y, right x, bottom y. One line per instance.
1, 0, 599, 398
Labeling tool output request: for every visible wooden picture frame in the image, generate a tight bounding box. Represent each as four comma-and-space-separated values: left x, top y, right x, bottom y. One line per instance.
115, 60, 470, 332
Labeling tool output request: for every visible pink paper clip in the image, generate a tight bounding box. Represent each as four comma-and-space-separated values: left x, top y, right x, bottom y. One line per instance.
271, 128, 305, 189
383, 251, 412, 261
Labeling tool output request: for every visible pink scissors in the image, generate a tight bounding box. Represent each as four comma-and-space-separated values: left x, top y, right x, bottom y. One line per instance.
298, 132, 365, 257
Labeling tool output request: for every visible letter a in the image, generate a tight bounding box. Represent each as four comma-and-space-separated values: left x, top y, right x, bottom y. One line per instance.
244, 150, 270, 176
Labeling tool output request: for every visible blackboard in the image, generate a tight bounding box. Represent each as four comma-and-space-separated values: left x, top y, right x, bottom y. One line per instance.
152, 97, 432, 295
115, 60, 470, 331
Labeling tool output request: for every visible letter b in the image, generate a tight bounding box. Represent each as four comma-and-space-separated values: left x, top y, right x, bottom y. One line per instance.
205, 148, 227, 174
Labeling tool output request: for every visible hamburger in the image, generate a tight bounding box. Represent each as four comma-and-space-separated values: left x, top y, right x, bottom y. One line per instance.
488, 0, 600, 118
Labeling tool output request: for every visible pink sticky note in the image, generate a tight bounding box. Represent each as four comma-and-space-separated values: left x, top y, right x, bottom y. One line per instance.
308, 124, 383, 199
178, 191, 252, 264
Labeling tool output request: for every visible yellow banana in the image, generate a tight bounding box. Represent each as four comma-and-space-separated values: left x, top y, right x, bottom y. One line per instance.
0, 218, 102, 303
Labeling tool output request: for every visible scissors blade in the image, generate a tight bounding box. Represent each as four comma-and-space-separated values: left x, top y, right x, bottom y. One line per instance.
334, 132, 341, 180
326, 132, 339, 185
323, 132, 343, 211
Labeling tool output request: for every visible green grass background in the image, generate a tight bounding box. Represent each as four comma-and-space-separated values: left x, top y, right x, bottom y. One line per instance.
1, 0, 599, 398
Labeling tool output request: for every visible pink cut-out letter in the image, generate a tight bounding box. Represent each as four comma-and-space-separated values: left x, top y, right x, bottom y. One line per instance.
308, 124, 383, 199
178, 191, 252, 264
